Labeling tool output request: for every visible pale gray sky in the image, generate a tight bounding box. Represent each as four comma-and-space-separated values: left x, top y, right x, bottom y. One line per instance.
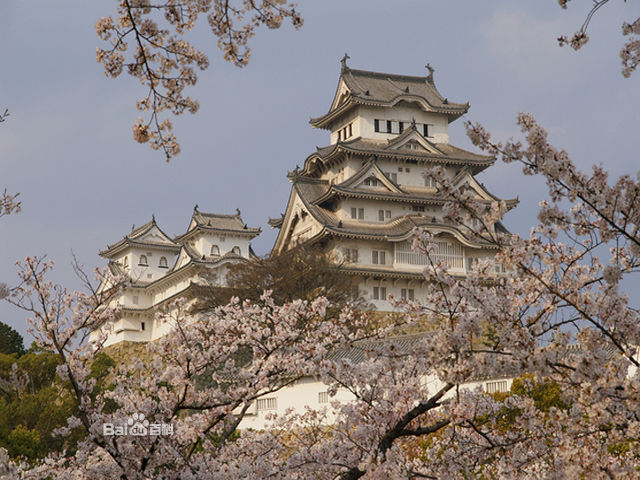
1, 1, 638, 342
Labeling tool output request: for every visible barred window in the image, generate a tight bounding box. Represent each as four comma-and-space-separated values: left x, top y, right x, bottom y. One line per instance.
256, 397, 277, 411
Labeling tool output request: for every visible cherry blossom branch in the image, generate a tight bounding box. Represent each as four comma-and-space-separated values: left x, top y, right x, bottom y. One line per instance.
96, 0, 303, 161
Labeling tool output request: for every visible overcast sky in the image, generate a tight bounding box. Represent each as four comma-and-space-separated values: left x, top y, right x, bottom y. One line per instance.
1, 1, 638, 341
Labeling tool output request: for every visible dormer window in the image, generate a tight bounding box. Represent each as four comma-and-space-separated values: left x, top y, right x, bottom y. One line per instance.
232, 246, 241, 255
159, 256, 168, 268
363, 177, 379, 187
210, 245, 220, 256
138, 255, 148, 266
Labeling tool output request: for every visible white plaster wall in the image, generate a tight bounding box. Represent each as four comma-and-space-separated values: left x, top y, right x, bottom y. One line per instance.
337, 105, 449, 144
239, 374, 513, 430
187, 232, 252, 258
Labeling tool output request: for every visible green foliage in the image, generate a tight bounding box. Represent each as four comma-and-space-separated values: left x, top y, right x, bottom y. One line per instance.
0, 321, 25, 356
0, 349, 116, 461
509, 374, 568, 413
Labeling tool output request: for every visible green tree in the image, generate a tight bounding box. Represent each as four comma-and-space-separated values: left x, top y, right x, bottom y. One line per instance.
0, 321, 24, 356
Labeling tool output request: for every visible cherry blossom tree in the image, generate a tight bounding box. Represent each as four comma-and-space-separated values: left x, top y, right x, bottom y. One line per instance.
95, 0, 303, 161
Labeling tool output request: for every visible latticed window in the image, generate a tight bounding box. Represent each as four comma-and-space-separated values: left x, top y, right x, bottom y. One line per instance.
256, 397, 277, 411
373, 286, 387, 300
372, 250, 386, 265
395, 240, 464, 269
485, 380, 508, 394
318, 392, 329, 404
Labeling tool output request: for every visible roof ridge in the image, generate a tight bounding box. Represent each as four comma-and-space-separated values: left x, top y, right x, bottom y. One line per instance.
346, 67, 429, 83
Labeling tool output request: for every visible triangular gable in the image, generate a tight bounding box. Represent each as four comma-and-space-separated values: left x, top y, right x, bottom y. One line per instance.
174, 247, 194, 270
136, 225, 178, 246
451, 170, 498, 202
338, 160, 405, 194
329, 78, 352, 111
386, 127, 444, 155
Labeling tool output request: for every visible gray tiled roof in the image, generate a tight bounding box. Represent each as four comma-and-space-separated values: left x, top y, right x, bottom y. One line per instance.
311, 66, 469, 128
100, 217, 180, 258
298, 137, 494, 179
291, 178, 494, 247
175, 208, 261, 243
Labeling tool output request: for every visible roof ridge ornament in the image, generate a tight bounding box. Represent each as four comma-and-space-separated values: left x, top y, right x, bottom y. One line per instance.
194, 204, 199, 212
425, 63, 434, 84
341, 53, 350, 72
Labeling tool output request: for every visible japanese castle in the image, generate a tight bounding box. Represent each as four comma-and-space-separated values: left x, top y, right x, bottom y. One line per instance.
93, 58, 516, 347
269, 57, 517, 309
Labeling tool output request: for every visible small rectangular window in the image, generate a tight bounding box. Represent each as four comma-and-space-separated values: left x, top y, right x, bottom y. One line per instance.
358, 208, 364, 220
412, 205, 425, 212
348, 123, 352, 137
380, 287, 387, 299
423, 124, 429, 137
378, 210, 385, 221
351, 208, 357, 219
385, 210, 391, 219
386, 120, 392, 133
408, 289, 415, 300
399, 121, 404, 133
133, 296, 139, 305
256, 397, 277, 411
318, 392, 329, 404
372, 251, 379, 264
401, 288, 407, 300
374, 119, 380, 132
380, 251, 386, 264
373, 286, 379, 300
141, 322, 145, 331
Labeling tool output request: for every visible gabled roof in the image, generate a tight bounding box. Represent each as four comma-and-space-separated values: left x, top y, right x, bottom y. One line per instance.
175, 207, 261, 243
450, 169, 519, 211
100, 216, 180, 258
385, 123, 446, 155
310, 61, 469, 129
298, 136, 494, 178
277, 177, 495, 249
338, 158, 405, 194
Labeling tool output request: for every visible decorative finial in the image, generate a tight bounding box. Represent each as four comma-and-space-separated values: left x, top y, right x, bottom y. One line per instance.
152, 214, 156, 223
372, 154, 378, 164
194, 204, 199, 211
425, 63, 434, 83
341, 53, 350, 71
235, 208, 241, 216
411, 117, 416, 128
131, 224, 135, 232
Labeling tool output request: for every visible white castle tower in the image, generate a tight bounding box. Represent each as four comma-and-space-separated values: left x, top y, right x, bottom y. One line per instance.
92, 208, 260, 345
270, 58, 517, 310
